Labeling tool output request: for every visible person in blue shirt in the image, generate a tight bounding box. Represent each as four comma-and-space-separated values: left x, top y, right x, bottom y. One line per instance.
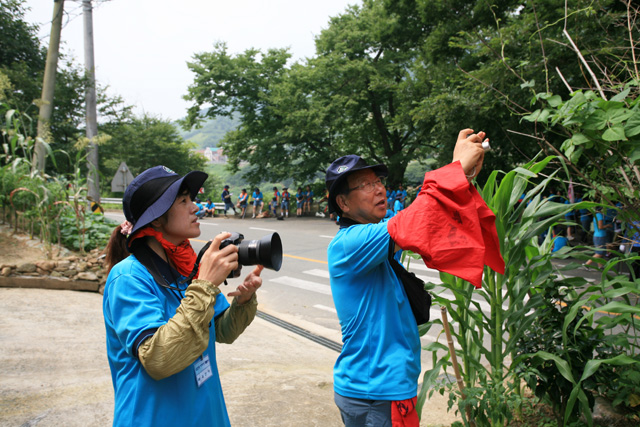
386, 188, 396, 207
397, 184, 407, 207
103, 165, 263, 427
324, 129, 488, 427
194, 197, 206, 219
393, 193, 404, 213
304, 185, 314, 215
585, 206, 612, 267
296, 187, 304, 217
251, 188, 264, 219
204, 198, 215, 217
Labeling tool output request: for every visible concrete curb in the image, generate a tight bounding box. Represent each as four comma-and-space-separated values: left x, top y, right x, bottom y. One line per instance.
0, 276, 102, 292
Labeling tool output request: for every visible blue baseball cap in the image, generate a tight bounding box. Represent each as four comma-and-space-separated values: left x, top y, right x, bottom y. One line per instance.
123, 166, 207, 237
325, 155, 388, 213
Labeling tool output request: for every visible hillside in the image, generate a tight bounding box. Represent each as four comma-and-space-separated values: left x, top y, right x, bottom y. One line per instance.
177, 114, 240, 149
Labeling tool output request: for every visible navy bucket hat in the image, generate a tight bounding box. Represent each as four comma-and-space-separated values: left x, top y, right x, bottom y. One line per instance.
325, 155, 388, 213
123, 166, 207, 237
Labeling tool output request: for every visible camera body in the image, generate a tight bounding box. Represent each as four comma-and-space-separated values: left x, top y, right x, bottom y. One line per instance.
219, 232, 245, 278
219, 232, 244, 250
218, 231, 283, 278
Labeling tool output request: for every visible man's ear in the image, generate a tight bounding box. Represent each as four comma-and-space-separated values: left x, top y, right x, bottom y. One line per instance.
150, 218, 162, 229
336, 194, 349, 213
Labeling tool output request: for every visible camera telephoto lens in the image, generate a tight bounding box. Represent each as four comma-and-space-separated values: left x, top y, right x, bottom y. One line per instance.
218, 232, 283, 276
237, 232, 282, 271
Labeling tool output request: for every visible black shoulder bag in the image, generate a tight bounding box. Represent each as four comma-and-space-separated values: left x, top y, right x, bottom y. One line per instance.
388, 239, 432, 325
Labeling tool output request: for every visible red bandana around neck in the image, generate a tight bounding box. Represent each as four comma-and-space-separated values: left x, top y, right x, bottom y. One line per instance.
129, 227, 198, 278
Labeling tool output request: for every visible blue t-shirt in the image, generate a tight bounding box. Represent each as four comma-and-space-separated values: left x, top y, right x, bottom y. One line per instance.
393, 199, 404, 213
552, 236, 568, 252
328, 220, 420, 400
252, 191, 263, 203
103, 254, 231, 426
194, 202, 204, 216
387, 190, 396, 205
593, 212, 607, 238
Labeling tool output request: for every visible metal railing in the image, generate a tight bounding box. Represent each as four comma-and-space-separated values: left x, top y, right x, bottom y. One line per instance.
97, 198, 227, 212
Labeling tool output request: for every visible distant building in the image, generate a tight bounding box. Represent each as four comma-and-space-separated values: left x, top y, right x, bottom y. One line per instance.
197, 147, 228, 164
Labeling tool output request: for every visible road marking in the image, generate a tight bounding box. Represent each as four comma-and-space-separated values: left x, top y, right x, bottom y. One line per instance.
199, 222, 220, 226
319, 235, 335, 239
250, 227, 277, 232
314, 304, 337, 314
304, 269, 330, 279
284, 254, 328, 264
269, 276, 332, 295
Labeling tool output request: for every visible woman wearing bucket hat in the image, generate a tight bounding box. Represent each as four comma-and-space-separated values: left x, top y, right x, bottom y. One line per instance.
103, 165, 263, 427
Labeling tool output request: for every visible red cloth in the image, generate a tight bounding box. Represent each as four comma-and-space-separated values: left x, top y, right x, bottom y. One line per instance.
391, 397, 419, 427
387, 161, 505, 288
129, 227, 198, 278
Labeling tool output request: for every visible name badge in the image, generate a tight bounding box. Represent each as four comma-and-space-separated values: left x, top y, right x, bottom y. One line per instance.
194, 354, 213, 387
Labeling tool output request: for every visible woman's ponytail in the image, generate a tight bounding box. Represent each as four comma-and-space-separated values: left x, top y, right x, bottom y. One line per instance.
105, 225, 129, 274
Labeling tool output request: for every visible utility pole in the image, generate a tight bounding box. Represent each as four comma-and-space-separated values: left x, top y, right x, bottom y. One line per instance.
34, 0, 65, 173
83, 0, 100, 205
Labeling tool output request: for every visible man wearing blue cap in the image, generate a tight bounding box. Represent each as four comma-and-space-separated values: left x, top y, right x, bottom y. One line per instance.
325, 129, 505, 426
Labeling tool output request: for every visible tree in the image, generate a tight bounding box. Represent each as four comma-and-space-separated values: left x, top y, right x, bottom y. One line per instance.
382, 0, 636, 191
183, 3, 446, 188
0, 0, 45, 114
99, 114, 207, 194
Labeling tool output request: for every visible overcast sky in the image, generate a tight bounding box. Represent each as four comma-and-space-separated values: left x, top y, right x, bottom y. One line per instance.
24, 0, 359, 121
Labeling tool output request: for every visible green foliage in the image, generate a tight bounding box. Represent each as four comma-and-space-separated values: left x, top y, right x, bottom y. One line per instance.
524, 86, 640, 216
0, 0, 45, 113
57, 212, 117, 252
414, 155, 640, 425
515, 278, 605, 425
99, 114, 207, 194
413, 155, 639, 425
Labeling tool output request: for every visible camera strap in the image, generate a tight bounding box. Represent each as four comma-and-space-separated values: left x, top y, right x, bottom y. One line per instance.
133, 243, 185, 291
179, 241, 211, 284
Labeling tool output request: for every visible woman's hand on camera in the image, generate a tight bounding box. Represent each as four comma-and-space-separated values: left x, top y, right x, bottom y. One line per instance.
452, 128, 486, 180
228, 265, 264, 305
198, 232, 239, 286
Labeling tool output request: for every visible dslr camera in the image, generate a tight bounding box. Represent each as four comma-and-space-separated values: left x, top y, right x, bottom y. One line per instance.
216, 231, 283, 278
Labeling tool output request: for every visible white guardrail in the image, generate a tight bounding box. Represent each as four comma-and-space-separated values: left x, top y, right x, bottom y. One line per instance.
99, 197, 227, 213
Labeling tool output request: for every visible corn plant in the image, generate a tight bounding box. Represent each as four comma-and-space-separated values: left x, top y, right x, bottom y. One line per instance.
8, 176, 67, 259
417, 155, 594, 425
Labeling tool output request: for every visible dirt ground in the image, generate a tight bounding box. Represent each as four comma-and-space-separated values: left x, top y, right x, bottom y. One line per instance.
0, 226, 461, 427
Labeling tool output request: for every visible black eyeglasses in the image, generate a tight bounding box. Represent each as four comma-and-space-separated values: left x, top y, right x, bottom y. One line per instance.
347, 176, 387, 193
